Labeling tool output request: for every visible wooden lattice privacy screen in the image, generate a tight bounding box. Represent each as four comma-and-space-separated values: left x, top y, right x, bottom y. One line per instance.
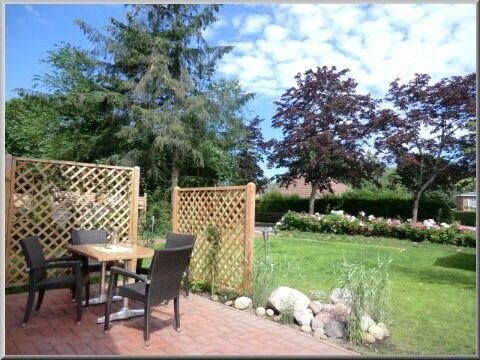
5, 155, 140, 287
172, 183, 256, 294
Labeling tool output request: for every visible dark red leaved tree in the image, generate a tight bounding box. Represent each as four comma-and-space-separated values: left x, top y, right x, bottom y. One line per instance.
268, 66, 382, 214
371, 73, 476, 221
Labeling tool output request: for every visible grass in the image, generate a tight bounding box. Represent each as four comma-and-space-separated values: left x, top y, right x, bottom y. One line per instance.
256, 231, 476, 356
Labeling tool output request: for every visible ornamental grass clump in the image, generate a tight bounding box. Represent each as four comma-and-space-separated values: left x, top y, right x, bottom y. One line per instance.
335, 255, 393, 345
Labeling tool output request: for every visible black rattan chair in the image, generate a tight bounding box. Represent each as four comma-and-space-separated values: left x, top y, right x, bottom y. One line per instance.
136, 233, 196, 295
20, 236, 83, 327
70, 229, 120, 306
104, 245, 194, 345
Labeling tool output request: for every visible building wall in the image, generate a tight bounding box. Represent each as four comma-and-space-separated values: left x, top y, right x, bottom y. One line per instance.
455, 196, 475, 211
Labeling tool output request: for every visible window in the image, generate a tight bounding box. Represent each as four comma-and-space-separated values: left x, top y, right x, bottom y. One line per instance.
467, 197, 476, 208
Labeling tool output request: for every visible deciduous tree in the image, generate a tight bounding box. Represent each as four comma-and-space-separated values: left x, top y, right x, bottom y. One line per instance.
371, 73, 475, 221
268, 66, 382, 214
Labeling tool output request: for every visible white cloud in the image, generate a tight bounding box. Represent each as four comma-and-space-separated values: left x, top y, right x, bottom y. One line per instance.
216, 4, 475, 100
240, 14, 271, 35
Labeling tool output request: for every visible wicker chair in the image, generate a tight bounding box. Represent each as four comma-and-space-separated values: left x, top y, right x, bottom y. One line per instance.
70, 229, 120, 306
20, 236, 83, 327
104, 245, 194, 345
136, 233, 196, 296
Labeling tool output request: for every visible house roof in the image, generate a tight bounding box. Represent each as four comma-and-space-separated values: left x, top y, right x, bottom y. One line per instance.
456, 192, 476, 197
269, 177, 348, 198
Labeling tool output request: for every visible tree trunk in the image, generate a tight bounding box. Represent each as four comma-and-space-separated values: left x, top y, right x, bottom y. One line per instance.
309, 182, 318, 215
412, 173, 438, 222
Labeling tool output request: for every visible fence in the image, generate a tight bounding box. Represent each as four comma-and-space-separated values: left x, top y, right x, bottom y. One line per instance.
5, 155, 140, 287
172, 183, 256, 294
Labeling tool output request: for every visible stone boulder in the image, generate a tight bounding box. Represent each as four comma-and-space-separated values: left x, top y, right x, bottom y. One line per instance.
313, 328, 326, 340
225, 300, 233, 306
368, 324, 384, 340
308, 300, 322, 315
300, 325, 312, 333
314, 311, 334, 324
234, 296, 253, 310
311, 317, 325, 332
324, 320, 345, 339
267, 286, 310, 313
255, 307, 266, 316
333, 303, 351, 323
294, 308, 313, 326
377, 322, 390, 337
360, 314, 375, 331
266, 309, 275, 317
361, 332, 376, 344
330, 288, 353, 306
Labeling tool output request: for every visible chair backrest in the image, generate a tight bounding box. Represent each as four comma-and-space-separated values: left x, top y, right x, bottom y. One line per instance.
71, 229, 108, 245
147, 245, 194, 303
20, 236, 47, 283
164, 233, 196, 249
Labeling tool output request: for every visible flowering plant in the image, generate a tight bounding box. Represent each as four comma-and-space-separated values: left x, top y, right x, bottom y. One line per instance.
279, 211, 475, 247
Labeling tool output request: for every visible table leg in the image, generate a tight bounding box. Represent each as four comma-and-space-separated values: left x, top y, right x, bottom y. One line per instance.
96, 258, 144, 324
82, 261, 122, 305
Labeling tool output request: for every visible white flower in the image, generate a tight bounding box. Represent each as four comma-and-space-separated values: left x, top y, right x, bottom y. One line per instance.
276, 222, 282, 226
349, 215, 356, 222
331, 210, 344, 216
268, 227, 273, 231
368, 215, 375, 221
359, 211, 366, 217
314, 212, 320, 216
440, 222, 450, 228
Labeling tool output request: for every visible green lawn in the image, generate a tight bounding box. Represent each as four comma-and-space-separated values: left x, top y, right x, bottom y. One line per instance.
256, 231, 476, 356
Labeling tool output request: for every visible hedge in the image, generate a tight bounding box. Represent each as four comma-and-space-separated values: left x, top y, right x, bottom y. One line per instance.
453, 211, 476, 227
280, 211, 476, 248
256, 190, 453, 223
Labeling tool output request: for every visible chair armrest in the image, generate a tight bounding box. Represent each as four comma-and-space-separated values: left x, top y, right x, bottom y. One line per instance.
27, 260, 82, 273
109, 266, 150, 284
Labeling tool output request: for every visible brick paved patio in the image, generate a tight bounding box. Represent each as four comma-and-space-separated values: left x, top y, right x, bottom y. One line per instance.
6, 289, 356, 356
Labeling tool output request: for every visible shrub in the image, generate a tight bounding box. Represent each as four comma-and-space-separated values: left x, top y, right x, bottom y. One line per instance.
256, 189, 453, 223
453, 211, 476, 227
280, 211, 476, 247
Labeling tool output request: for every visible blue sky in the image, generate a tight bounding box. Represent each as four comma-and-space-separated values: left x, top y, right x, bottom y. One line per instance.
6, 4, 476, 178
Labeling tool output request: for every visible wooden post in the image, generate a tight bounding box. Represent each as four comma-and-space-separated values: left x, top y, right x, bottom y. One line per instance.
5, 155, 16, 286
129, 166, 140, 244
243, 182, 256, 294
171, 186, 180, 232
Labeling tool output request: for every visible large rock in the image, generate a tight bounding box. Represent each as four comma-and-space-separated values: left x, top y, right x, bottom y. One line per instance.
255, 307, 266, 316
313, 328, 326, 340
300, 325, 312, 333
368, 324, 384, 340
330, 288, 353, 306
377, 322, 390, 337
268, 286, 310, 313
311, 317, 325, 332
266, 309, 275, 317
234, 296, 252, 310
333, 303, 351, 323
361, 332, 376, 344
324, 320, 345, 339
308, 301, 322, 315
360, 314, 375, 331
225, 300, 233, 306
294, 308, 313, 326
314, 311, 334, 323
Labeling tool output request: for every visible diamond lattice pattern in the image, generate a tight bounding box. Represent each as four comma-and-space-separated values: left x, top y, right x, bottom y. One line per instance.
6, 159, 135, 286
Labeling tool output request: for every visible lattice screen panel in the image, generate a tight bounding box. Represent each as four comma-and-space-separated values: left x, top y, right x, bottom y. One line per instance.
173, 184, 255, 294
6, 157, 138, 287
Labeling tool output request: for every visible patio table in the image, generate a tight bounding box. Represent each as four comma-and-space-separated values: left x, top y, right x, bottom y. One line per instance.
65, 243, 154, 323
